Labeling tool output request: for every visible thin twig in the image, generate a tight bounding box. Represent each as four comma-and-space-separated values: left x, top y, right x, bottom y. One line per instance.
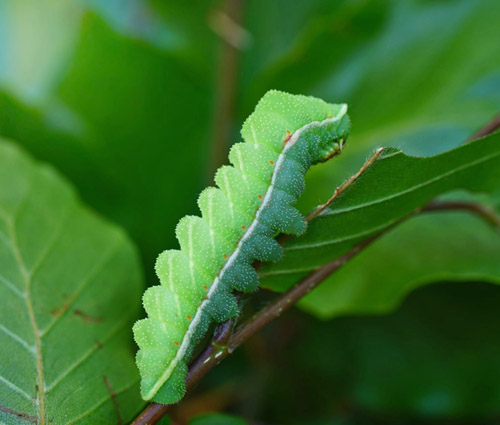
467, 113, 500, 141
131, 224, 395, 425
132, 112, 500, 425
228, 229, 393, 350
423, 200, 500, 231
186, 317, 235, 390
132, 206, 499, 425
131, 401, 167, 425
131, 319, 236, 425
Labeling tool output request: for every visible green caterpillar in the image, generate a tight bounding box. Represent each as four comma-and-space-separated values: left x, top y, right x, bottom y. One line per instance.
133, 90, 350, 403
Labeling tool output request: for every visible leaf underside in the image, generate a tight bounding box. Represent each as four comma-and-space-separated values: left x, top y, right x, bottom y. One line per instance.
0, 139, 144, 425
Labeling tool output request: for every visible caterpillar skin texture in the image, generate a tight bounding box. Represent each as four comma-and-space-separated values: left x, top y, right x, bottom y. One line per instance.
134, 90, 350, 403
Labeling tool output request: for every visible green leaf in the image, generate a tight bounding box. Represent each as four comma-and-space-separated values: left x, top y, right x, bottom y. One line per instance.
261, 132, 500, 316
0, 139, 144, 424
190, 413, 249, 425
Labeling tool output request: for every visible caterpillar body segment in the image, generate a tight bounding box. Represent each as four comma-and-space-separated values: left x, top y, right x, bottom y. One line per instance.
134, 90, 350, 403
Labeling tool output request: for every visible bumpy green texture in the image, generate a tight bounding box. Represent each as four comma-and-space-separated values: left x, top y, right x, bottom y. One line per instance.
133, 90, 350, 403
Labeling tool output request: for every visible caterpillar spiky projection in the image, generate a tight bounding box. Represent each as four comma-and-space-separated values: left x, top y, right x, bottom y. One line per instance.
133, 90, 350, 403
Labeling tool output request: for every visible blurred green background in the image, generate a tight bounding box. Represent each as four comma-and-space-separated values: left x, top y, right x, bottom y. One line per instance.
1, 0, 500, 423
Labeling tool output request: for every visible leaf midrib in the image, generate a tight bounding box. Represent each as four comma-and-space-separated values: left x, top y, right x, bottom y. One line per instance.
0, 180, 72, 424
6, 215, 46, 425
1, 190, 131, 424
323, 147, 500, 217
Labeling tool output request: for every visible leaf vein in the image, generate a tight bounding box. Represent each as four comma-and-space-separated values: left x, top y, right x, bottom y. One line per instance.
0, 273, 26, 298
328, 150, 500, 216
44, 314, 132, 394
62, 379, 139, 425
39, 236, 122, 338
0, 324, 35, 354
0, 375, 33, 402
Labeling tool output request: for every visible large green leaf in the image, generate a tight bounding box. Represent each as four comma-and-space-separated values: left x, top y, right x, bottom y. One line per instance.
262, 133, 500, 280
0, 139, 143, 424
261, 132, 500, 315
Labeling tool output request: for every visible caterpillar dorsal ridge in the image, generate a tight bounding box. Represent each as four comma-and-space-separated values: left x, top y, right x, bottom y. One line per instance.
133, 90, 350, 403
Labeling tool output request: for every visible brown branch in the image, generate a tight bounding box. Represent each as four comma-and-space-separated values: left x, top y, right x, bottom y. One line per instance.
131, 210, 420, 425
131, 401, 167, 425
222, 199, 500, 385
131, 319, 236, 425
132, 112, 500, 425
132, 203, 498, 425
423, 200, 500, 231
131, 225, 392, 425
186, 316, 235, 390
228, 231, 388, 350
467, 113, 500, 141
